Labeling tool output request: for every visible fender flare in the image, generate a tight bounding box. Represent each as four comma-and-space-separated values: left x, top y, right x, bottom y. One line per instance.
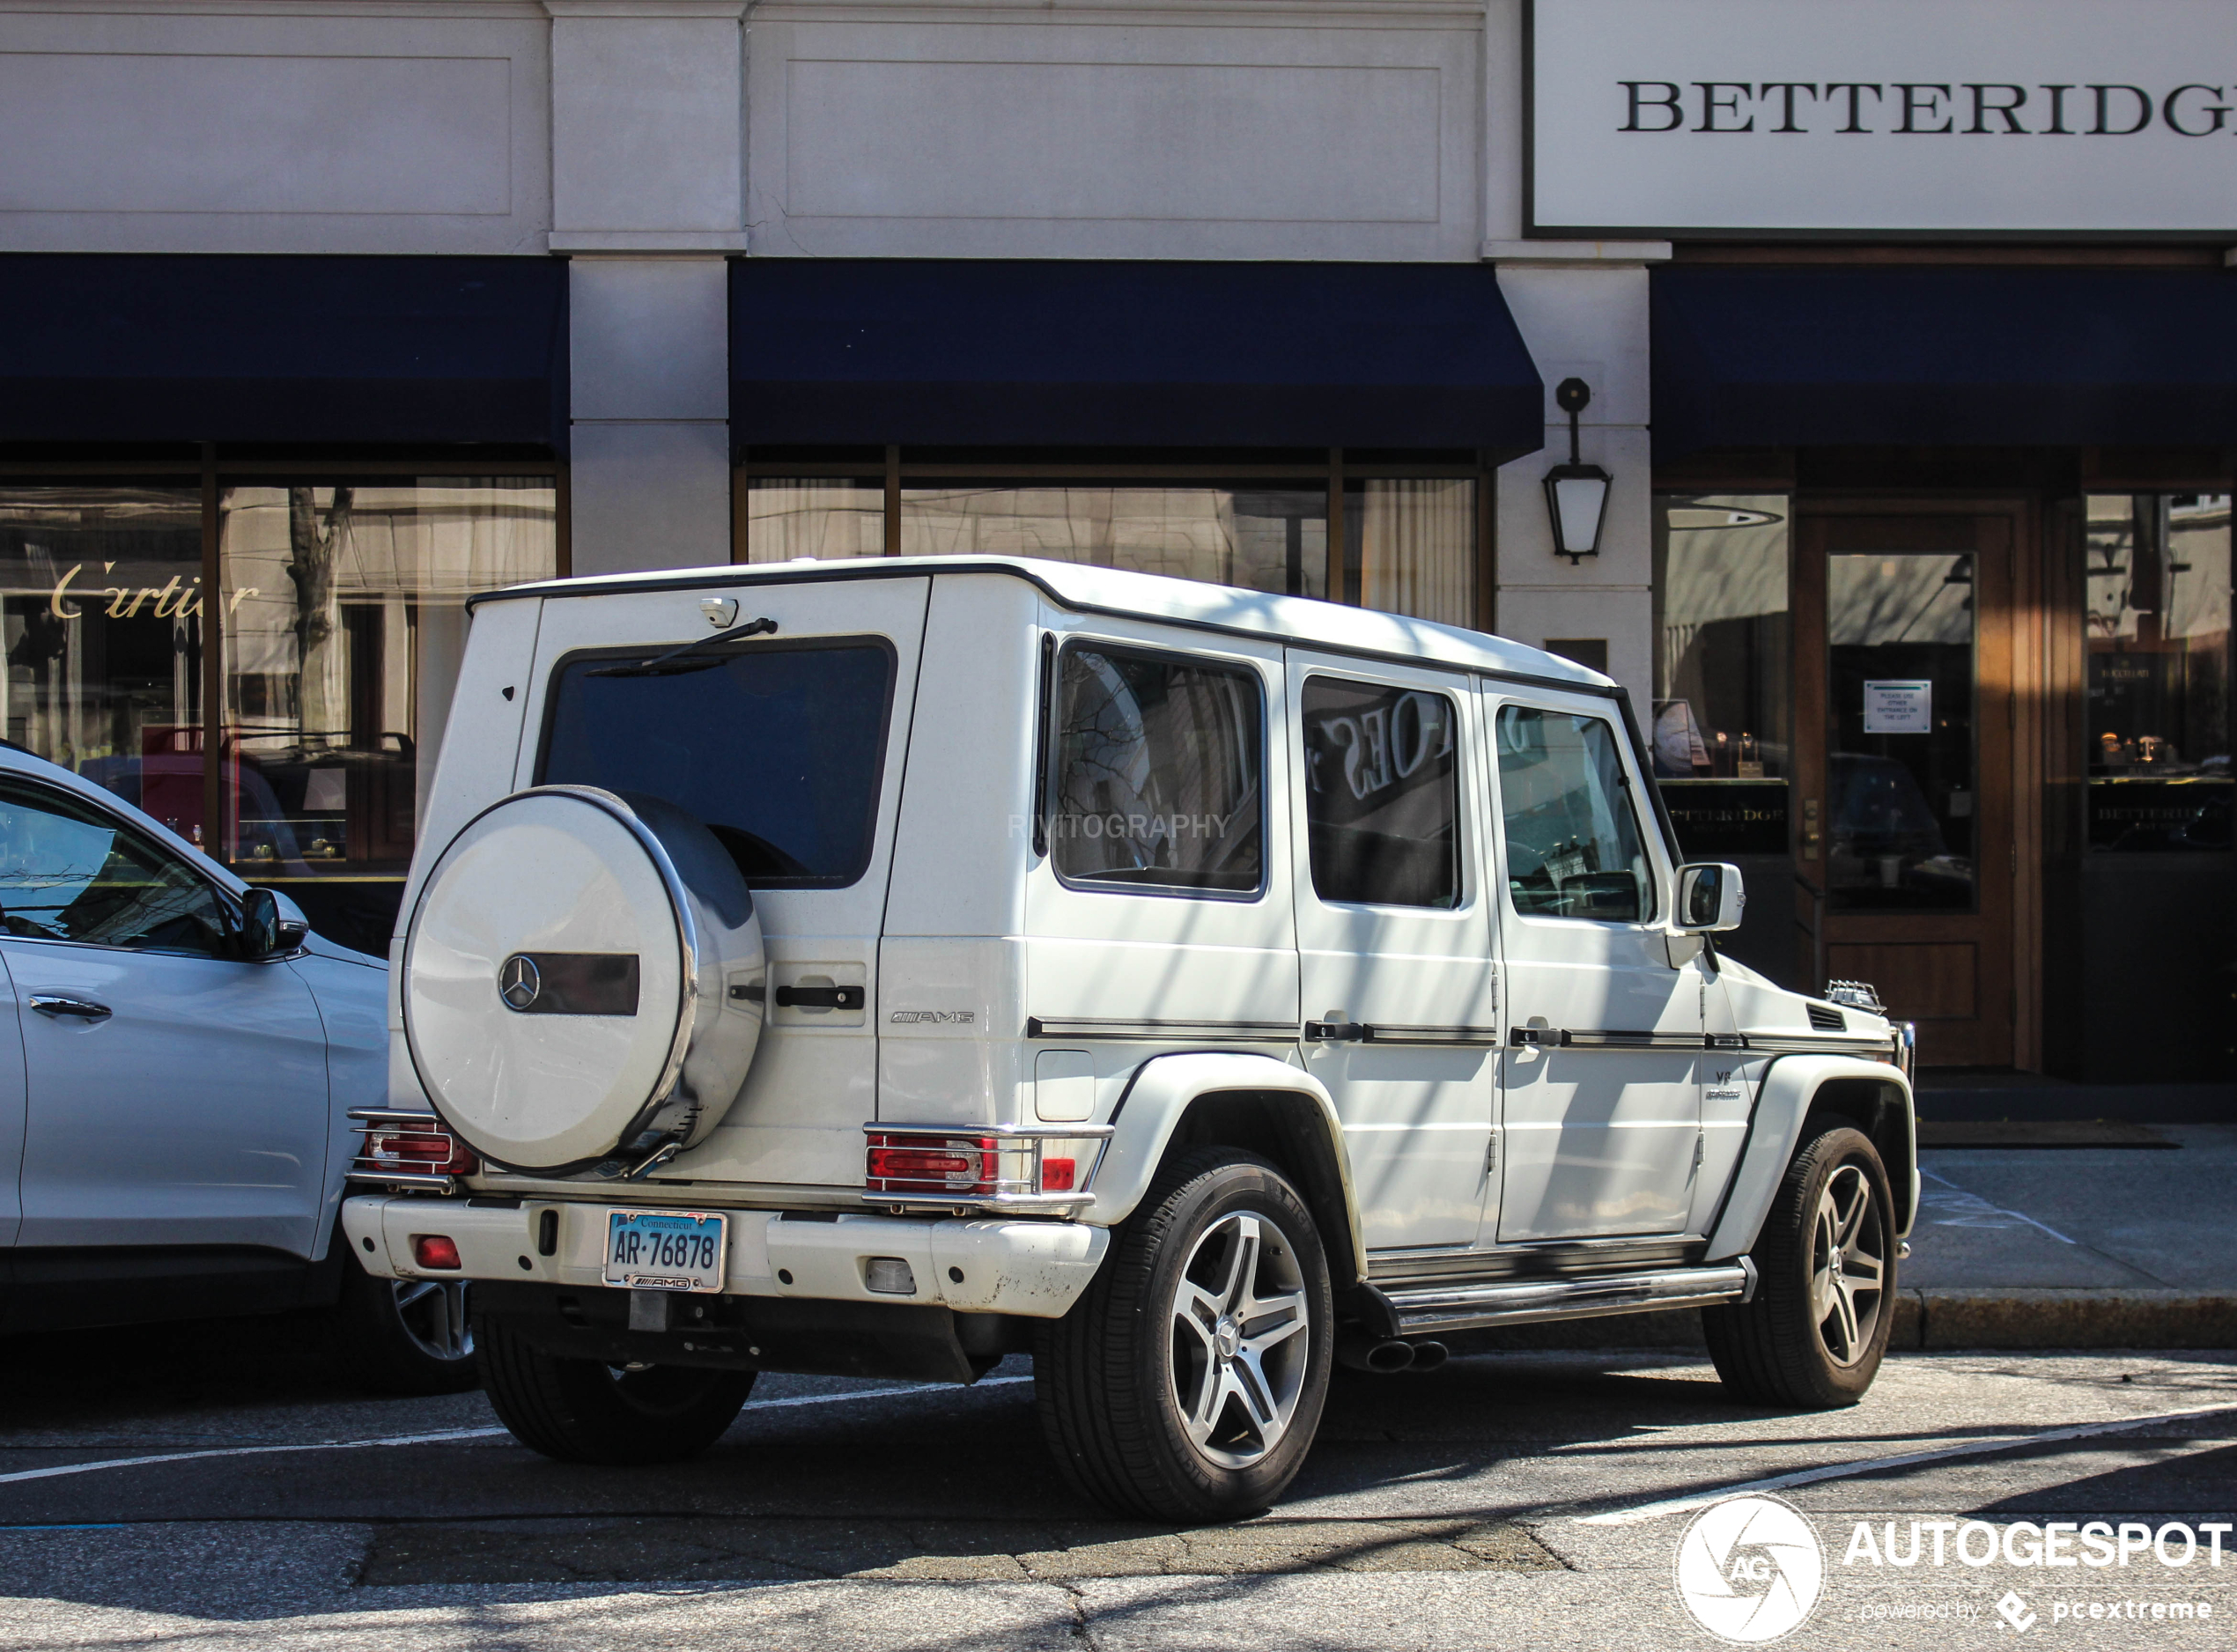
1082, 1051, 1368, 1285
1704, 1052, 1918, 1262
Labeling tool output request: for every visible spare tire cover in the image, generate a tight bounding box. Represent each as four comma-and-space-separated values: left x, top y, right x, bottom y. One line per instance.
402, 785, 764, 1176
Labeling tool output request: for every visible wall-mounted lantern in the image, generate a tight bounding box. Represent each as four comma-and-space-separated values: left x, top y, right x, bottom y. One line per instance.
1542, 376, 1613, 566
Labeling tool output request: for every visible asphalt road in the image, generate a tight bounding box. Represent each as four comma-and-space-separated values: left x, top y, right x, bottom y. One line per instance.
0, 1316, 2230, 1650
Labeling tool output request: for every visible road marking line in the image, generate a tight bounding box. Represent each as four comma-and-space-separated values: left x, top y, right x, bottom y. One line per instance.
0, 1374, 1034, 1490
1577, 1398, 2237, 1525
1916, 1168, 2076, 1244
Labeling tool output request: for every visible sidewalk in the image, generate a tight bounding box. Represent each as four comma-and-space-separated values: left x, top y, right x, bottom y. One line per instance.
1466, 1123, 2237, 1352
1889, 1120, 2237, 1348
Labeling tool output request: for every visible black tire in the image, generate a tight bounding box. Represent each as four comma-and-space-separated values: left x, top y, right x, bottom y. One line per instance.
1702, 1122, 1899, 1409
328, 1253, 480, 1397
1036, 1148, 1334, 1521
477, 1315, 755, 1464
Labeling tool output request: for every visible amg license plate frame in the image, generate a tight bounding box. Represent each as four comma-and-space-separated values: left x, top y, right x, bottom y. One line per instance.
602, 1208, 728, 1294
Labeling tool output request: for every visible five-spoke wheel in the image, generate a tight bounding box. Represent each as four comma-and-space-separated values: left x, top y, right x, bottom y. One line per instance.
1809, 1162, 1886, 1368
1170, 1210, 1314, 1469
1702, 1122, 1899, 1409
1037, 1149, 1333, 1520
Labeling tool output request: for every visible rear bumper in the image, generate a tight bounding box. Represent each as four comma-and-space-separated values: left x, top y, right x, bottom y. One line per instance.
340, 1195, 1108, 1319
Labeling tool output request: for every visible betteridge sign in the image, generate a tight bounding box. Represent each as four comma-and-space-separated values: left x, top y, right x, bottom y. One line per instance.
1529, 0, 2237, 235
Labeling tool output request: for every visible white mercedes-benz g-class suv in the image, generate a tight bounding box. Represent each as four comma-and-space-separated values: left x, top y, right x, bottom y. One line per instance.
343, 556, 1916, 1520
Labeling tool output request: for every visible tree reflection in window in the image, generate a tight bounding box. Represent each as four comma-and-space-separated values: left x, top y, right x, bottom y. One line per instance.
1048, 645, 1262, 895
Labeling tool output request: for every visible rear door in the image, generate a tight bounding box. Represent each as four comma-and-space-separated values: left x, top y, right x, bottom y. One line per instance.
520, 576, 931, 1192
1287, 653, 1499, 1253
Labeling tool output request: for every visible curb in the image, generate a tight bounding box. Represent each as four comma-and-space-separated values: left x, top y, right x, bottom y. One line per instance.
1447, 1291, 2237, 1353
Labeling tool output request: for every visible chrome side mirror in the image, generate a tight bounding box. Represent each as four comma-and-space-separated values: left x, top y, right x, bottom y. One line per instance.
1676, 862, 1746, 933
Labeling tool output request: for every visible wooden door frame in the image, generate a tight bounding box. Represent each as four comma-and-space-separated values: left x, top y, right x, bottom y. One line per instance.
1791, 495, 2045, 1072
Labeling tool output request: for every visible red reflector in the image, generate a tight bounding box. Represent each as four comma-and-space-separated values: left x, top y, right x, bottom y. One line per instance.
412, 1234, 462, 1270
1041, 1157, 1075, 1192
865, 1132, 997, 1195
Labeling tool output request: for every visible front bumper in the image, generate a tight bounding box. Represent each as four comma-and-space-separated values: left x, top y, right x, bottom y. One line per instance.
341, 1195, 1109, 1319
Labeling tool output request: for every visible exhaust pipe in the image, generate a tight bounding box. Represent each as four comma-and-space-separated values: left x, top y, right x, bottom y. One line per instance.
1406, 1339, 1449, 1373
1337, 1334, 1415, 1375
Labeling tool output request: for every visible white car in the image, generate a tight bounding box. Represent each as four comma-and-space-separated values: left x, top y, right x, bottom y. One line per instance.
345, 557, 1917, 1517
0, 743, 474, 1393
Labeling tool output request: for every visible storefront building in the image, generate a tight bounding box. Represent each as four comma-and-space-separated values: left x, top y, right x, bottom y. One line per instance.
0, 0, 2227, 1080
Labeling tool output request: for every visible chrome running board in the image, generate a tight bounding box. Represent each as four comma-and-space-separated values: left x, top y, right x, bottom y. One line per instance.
1379, 1262, 1753, 1337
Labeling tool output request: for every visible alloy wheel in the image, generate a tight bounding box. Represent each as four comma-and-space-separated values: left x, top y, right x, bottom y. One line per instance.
391, 1278, 473, 1363
1168, 1210, 1313, 1469
1809, 1163, 1886, 1367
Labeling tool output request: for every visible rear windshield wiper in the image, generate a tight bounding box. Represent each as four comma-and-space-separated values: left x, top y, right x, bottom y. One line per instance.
587, 616, 779, 678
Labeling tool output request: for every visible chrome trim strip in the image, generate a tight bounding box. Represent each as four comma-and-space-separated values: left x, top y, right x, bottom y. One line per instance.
350, 1108, 450, 1125
1026, 1016, 1294, 1042
345, 1169, 457, 1193
1361, 1024, 1505, 1047
857, 1190, 1094, 1213
1741, 1035, 1898, 1056
1557, 1029, 1715, 1051
1382, 1264, 1752, 1335
862, 1122, 1117, 1139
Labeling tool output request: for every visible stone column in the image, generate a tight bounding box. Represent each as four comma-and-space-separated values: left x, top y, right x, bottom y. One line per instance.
545, 0, 749, 577
1482, 244, 1670, 713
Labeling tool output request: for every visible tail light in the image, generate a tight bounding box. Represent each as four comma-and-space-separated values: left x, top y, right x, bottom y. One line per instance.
351, 1109, 478, 1184
412, 1234, 462, 1270
1040, 1157, 1076, 1192
866, 1132, 997, 1196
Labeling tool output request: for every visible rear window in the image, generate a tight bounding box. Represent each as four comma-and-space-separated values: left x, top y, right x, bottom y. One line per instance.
539, 640, 895, 889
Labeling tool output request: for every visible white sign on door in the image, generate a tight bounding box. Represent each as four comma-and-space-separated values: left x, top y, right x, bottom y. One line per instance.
1863, 680, 1932, 734
1530, 0, 2237, 235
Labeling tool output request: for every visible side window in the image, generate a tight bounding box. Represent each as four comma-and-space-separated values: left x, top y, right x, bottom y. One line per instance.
1301, 675, 1461, 909
1495, 705, 1657, 922
1049, 643, 1264, 896
0, 782, 233, 955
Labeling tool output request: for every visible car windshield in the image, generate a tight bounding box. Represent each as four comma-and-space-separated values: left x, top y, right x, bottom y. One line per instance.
539, 641, 895, 889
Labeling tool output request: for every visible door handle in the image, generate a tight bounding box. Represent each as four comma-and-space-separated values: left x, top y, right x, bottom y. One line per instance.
1303, 1020, 1370, 1043
30, 993, 111, 1022
774, 985, 864, 1011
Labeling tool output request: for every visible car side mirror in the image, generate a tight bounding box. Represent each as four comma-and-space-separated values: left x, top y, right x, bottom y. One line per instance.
1676, 862, 1746, 933
238, 888, 307, 957
239, 889, 281, 958
269, 889, 313, 951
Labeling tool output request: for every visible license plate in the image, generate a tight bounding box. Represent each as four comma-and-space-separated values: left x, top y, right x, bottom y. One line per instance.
602, 1209, 728, 1293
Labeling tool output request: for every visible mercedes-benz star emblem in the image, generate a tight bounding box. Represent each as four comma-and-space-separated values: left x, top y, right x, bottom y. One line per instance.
498, 954, 541, 1012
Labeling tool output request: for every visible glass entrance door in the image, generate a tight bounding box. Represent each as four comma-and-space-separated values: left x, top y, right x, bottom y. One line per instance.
1796, 511, 2018, 1067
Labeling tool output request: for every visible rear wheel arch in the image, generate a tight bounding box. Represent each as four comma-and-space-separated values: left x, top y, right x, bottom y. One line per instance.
1148, 1088, 1363, 1291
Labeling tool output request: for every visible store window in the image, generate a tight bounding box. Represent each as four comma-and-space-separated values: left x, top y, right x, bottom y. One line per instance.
899, 484, 1329, 600
1341, 479, 1476, 627
742, 454, 1482, 626
2085, 493, 2233, 852
0, 486, 207, 836
219, 479, 558, 939
1650, 495, 1791, 859
747, 478, 884, 562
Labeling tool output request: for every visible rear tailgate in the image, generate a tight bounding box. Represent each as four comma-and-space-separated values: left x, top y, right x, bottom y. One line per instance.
514, 574, 931, 1192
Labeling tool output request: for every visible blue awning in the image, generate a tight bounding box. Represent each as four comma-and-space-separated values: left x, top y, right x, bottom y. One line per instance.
730, 260, 1545, 454
0, 255, 567, 447
1652, 267, 2237, 455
